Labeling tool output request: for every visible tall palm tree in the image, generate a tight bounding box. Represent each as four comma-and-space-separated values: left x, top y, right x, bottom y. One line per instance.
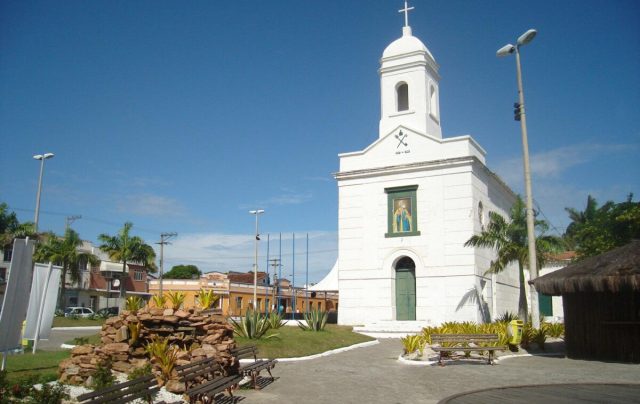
464, 196, 561, 322
33, 228, 99, 309
98, 222, 157, 307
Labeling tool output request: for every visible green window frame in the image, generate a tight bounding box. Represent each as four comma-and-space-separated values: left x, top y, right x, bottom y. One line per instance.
385, 185, 420, 238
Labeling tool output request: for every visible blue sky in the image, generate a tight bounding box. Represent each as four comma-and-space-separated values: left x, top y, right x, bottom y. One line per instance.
2, 1, 639, 283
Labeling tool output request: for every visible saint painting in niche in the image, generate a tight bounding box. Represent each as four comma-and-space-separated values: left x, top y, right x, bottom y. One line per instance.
393, 198, 413, 233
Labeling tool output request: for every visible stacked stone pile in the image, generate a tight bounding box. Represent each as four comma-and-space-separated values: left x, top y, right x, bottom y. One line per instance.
58, 306, 236, 393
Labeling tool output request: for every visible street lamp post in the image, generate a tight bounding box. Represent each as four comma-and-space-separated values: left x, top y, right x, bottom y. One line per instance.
33, 153, 55, 233
497, 29, 540, 329
156, 232, 177, 297
249, 209, 264, 311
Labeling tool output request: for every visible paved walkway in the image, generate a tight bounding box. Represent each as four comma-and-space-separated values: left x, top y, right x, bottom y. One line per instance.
239, 339, 640, 403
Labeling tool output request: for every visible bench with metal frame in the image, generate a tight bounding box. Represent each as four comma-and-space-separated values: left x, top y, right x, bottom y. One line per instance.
430, 333, 505, 365
230, 345, 277, 389
176, 355, 243, 403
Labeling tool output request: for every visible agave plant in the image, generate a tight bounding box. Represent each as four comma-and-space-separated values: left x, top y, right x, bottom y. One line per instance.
266, 311, 286, 329
125, 296, 143, 313
196, 288, 219, 309
151, 294, 166, 309
401, 334, 425, 356
166, 291, 185, 310
231, 309, 274, 339
298, 309, 329, 332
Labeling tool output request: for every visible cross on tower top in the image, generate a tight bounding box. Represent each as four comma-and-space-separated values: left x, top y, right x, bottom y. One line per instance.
398, 1, 414, 28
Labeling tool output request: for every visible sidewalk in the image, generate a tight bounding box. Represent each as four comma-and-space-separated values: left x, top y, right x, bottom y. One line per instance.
239, 338, 640, 403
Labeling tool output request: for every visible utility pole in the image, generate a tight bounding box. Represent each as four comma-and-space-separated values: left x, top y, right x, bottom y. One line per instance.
65, 215, 82, 230
269, 258, 280, 312
156, 232, 177, 296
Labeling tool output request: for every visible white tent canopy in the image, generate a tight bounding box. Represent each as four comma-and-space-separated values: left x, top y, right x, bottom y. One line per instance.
309, 260, 338, 291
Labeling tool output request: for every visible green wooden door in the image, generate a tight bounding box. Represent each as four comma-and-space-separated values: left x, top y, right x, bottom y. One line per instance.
539, 292, 552, 317
396, 268, 416, 320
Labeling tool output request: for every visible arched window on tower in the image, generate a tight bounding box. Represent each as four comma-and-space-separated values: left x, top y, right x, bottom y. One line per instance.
397, 82, 409, 112
429, 84, 438, 119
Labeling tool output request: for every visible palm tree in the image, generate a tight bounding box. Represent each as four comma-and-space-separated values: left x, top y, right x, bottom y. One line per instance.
464, 196, 561, 322
98, 222, 157, 307
33, 228, 99, 309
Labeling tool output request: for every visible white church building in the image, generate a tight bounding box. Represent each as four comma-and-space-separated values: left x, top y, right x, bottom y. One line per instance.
326, 9, 523, 327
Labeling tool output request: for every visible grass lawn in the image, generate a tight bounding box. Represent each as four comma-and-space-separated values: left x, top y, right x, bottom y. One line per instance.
52, 316, 105, 328
3, 350, 70, 384
235, 324, 374, 358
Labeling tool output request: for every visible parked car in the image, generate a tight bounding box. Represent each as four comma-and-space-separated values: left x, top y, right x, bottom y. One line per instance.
63, 307, 95, 318
96, 307, 119, 317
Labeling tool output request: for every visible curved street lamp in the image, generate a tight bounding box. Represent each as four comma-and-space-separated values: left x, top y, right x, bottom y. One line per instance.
33, 152, 55, 233
497, 29, 540, 329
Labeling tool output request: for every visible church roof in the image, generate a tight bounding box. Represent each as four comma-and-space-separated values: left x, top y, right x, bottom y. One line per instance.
382, 26, 435, 62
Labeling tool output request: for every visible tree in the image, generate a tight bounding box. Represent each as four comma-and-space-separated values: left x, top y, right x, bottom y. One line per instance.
464, 196, 561, 322
163, 265, 201, 279
0, 202, 35, 246
98, 222, 157, 307
566, 194, 640, 260
33, 228, 99, 309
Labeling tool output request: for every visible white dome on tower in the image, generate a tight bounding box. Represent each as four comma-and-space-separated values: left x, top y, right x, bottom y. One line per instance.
382, 26, 436, 62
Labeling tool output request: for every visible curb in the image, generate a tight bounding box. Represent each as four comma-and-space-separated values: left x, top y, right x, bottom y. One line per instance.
240, 340, 380, 363
52, 326, 102, 331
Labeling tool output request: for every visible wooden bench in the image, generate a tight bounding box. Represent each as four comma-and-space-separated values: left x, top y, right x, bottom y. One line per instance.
430, 334, 505, 366
231, 345, 277, 389
176, 356, 243, 403
77, 374, 161, 404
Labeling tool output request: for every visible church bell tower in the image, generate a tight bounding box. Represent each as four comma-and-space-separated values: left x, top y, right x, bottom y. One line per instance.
379, 3, 442, 139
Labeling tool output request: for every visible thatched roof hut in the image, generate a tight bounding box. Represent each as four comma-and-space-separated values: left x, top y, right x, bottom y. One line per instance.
533, 240, 640, 295
532, 240, 640, 363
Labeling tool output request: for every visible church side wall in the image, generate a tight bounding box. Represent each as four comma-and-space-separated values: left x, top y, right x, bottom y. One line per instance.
337, 163, 486, 325
469, 164, 520, 321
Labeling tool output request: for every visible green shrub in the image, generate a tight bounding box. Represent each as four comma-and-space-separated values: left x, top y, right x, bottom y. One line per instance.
28, 382, 69, 403
125, 296, 143, 313
166, 292, 185, 310
298, 310, 329, 332
400, 334, 425, 356
195, 289, 219, 309
520, 322, 534, 349
73, 337, 89, 345
231, 310, 274, 339
151, 294, 166, 309
532, 327, 549, 351
128, 321, 142, 346
544, 322, 565, 338
91, 359, 115, 390
144, 337, 180, 382
496, 311, 520, 323
128, 364, 153, 381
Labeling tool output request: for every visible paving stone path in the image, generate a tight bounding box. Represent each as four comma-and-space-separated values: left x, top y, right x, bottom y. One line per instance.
240, 339, 640, 404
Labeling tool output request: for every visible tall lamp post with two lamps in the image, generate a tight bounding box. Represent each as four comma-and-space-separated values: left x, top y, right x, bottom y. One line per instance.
497, 29, 541, 329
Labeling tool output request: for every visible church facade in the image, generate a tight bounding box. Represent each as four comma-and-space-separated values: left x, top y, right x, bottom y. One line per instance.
335, 20, 521, 326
